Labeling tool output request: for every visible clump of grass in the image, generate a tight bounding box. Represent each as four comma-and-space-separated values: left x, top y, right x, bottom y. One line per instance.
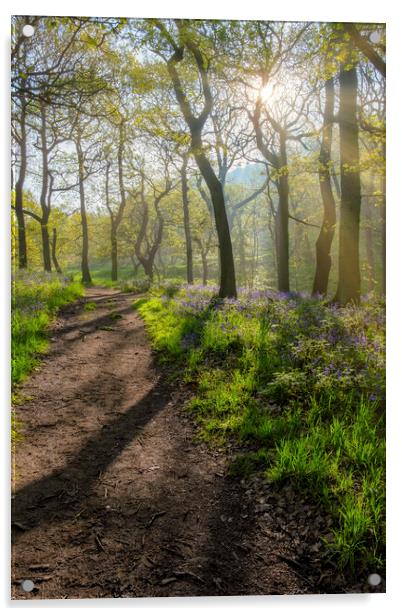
109, 312, 123, 320
228, 449, 270, 478
83, 301, 97, 311
136, 285, 385, 575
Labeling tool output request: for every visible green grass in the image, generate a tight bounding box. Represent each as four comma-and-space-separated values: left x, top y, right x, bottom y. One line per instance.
83, 301, 97, 311
135, 285, 385, 575
12, 272, 83, 388
71, 271, 151, 296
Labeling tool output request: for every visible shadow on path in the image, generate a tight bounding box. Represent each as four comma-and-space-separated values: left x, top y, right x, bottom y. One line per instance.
12, 377, 170, 536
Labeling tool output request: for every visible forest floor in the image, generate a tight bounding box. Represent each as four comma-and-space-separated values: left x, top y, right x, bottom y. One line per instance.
12, 287, 370, 599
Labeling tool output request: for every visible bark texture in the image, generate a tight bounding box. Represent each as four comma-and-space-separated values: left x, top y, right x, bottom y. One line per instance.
159, 21, 236, 297
312, 78, 336, 296
51, 227, 62, 273
76, 134, 92, 285
334, 65, 361, 304
180, 153, 194, 284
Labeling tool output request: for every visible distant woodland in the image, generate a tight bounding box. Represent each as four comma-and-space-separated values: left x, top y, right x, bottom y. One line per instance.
11, 18, 386, 303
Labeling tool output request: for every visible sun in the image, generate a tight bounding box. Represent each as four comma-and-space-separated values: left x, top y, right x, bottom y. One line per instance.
259, 81, 284, 107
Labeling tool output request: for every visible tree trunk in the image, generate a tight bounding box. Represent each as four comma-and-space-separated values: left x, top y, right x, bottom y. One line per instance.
237, 217, 247, 286
266, 182, 278, 277
180, 154, 193, 284
251, 206, 259, 286
157, 249, 166, 278
276, 133, 290, 292
192, 137, 236, 298
14, 96, 28, 269
111, 224, 118, 281
164, 37, 236, 298
105, 159, 118, 282
143, 259, 154, 281
130, 254, 140, 277
313, 78, 336, 296
380, 143, 386, 296
51, 227, 62, 273
39, 102, 52, 272
334, 64, 361, 304
112, 121, 128, 282
41, 216, 52, 273
76, 136, 92, 285
362, 176, 375, 293
134, 175, 165, 283
365, 211, 375, 293
201, 251, 208, 285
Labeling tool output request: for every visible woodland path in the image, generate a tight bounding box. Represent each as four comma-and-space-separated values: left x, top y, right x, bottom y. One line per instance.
12, 287, 351, 599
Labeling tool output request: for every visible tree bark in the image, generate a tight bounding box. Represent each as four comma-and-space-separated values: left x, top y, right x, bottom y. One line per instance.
365, 202, 375, 293
134, 172, 166, 281
113, 121, 127, 281
192, 135, 236, 297
51, 227, 62, 273
160, 26, 236, 298
201, 251, 208, 285
105, 159, 118, 282
312, 78, 336, 296
266, 180, 278, 277
40, 218, 52, 273
143, 259, 154, 281
276, 133, 290, 292
76, 135, 92, 285
130, 255, 140, 277
193, 236, 209, 285
14, 95, 28, 269
180, 153, 193, 284
252, 100, 289, 292
237, 216, 247, 286
334, 64, 361, 304
380, 143, 386, 296
39, 102, 52, 272
111, 225, 118, 281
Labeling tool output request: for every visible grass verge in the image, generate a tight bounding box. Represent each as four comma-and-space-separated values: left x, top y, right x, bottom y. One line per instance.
135, 284, 385, 576
12, 272, 83, 389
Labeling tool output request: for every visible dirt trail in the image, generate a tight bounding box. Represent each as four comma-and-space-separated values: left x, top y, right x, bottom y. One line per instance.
12, 287, 355, 599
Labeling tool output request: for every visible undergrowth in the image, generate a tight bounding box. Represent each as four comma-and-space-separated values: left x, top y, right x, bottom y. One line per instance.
12, 271, 83, 389
135, 284, 385, 576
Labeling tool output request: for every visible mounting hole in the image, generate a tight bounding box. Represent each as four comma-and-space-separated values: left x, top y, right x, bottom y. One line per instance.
22, 25, 35, 38
369, 31, 381, 44
368, 573, 381, 586
21, 579, 34, 592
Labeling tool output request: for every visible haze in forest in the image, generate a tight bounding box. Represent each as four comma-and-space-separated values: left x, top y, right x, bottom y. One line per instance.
11, 17, 385, 302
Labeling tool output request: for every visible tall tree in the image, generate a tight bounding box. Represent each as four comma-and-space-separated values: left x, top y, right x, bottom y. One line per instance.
75, 128, 92, 285
12, 91, 28, 269
334, 62, 362, 304
134, 177, 163, 281
154, 19, 237, 298
104, 120, 129, 281
252, 102, 290, 292
179, 151, 194, 284
37, 102, 52, 272
11, 16, 40, 269
312, 78, 337, 296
